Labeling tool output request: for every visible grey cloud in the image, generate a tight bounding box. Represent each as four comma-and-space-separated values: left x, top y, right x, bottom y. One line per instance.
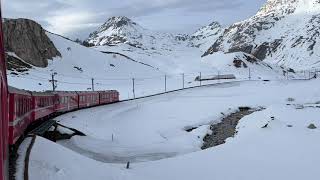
3, 0, 266, 39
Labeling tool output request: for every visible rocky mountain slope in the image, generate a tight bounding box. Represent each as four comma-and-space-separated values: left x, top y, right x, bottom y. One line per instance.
4, 19, 61, 68
85, 16, 229, 74
203, 0, 320, 70
189, 22, 223, 52
86, 16, 189, 52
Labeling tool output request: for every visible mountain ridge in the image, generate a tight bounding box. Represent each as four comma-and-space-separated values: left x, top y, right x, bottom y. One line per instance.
203, 0, 320, 70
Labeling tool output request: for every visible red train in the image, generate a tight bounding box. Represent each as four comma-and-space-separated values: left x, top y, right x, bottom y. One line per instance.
0, 2, 8, 180
8, 88, 119, 145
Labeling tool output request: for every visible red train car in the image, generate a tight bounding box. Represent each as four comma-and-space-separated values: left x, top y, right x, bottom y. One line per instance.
78, 92, 99, 108
99, 90, 119, 105
31, 92, 55, 121
8, 87, 33, 145
0, 2, 9, 179
54, 92, 78, 113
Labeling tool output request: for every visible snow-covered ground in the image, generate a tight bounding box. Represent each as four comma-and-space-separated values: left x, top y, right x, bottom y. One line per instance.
27, 79, 320, 180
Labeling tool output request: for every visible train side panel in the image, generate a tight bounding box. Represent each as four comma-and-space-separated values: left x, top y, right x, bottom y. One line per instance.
0, 2, 8, 179
54, 92, 78, 113
32, 93, 55, 121
78, 92, 99, 108
8, 88, 33, 145
99, 91, 119, 105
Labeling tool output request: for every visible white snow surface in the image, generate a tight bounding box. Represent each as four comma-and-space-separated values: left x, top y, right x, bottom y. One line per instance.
29, 79, 320, 180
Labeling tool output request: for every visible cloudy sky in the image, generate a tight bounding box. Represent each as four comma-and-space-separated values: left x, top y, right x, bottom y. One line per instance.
3, 0, 266, 39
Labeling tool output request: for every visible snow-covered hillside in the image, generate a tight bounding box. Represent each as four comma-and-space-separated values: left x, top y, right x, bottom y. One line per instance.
204, 0, 320, 70
8, 32, 164, 97
8, 26, 288, 99
189, 22, 223, 52
85, 16, 288, 83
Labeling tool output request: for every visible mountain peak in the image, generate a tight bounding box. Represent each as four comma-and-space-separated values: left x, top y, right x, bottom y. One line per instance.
86, 16, 144, 46
257, 0, 298, 16
103, 16, 137, 28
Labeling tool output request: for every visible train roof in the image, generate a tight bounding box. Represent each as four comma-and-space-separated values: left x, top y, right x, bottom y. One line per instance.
52, 91, 78, 96
8, 86, 32, 96
76, 91, 99, 94
30, 91, 55, 96
8, 87, 118, 96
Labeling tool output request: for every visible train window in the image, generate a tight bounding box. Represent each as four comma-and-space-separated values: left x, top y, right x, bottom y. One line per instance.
39, 98, 42, 107
26, 99, 28, 112
15, 101, 18, 116
19, 99, 23, 116
23, 99, 26, 114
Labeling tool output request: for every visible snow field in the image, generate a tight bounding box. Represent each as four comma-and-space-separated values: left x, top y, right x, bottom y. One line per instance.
28, 79, 320, 180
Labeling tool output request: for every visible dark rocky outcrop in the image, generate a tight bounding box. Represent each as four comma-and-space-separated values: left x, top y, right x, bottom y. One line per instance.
6, 53, 32, 72
202, 107, 263, 150
3, 18, 61, 68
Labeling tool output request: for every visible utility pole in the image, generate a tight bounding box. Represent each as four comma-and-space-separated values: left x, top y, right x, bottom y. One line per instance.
249, 68, 251, 80
165, 75, 167, 92
132, 78, 136, 99
200, 72, 202, 86
182, 73, 185, 89
91, 78, 95, 91
49, 73, 57, 91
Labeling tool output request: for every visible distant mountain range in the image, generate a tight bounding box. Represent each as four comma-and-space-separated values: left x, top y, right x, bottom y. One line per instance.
86, 0, 320, 71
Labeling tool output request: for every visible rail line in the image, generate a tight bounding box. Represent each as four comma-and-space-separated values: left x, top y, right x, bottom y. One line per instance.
24, 135, 36, 180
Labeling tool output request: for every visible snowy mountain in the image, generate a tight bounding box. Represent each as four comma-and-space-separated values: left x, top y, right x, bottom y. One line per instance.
87, 16, 146, 47
86, 16, 211, 74
203, 0, 320, 70
86, 16, 284, 79
189, 22, 223, 52
86, 16, 188, 51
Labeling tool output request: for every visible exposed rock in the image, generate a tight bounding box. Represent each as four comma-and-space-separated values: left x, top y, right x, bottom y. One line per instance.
233, 59, 248, 68
3, 18, 61, 68
202, 107, 263, 150
308, 124, 317, 129
6, 52, 32, 72
287, 97, 295, 102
